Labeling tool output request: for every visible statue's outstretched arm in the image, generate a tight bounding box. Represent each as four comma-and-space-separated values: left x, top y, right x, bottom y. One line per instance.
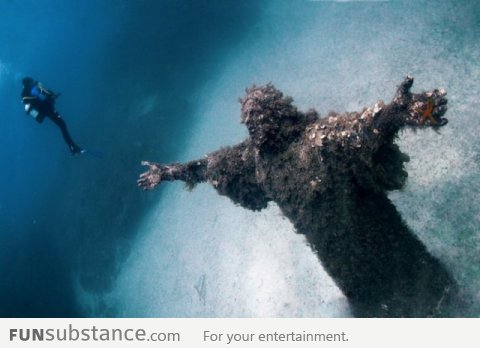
373, 76, 448, 135
138, 158, 208, 190
138, 142, 270, 210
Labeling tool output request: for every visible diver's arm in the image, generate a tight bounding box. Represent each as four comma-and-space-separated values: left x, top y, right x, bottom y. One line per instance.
22, 96, 36, 102
37, 82, 60, 99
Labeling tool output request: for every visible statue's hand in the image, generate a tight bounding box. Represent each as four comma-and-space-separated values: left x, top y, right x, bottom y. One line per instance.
137, 161, 171, 190
393, 76, 448, 127
407, 88, 448, 127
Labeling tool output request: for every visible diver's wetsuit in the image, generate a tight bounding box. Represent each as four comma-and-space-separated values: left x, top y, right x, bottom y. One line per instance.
21, 78, 82, 155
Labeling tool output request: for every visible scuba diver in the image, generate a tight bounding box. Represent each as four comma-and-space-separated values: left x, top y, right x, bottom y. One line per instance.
21, 77, 84, 155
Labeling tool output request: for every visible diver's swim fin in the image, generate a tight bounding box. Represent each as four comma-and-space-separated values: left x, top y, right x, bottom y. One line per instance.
82, 149, 104, 159
71, 147, 103, 159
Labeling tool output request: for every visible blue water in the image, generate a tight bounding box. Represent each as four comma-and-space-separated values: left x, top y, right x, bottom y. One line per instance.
1, 0, 479, 317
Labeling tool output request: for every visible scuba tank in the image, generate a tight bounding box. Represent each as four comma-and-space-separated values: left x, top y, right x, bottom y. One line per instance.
24, 103, 39, 119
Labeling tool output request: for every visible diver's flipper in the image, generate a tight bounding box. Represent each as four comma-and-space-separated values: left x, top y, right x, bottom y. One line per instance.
82, 149, 104, 159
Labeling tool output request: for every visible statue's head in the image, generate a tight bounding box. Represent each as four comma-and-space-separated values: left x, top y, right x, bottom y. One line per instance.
240, 84, 314, 153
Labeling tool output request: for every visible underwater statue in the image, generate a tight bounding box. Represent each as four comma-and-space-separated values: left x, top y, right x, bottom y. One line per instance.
138, 76, 456, 317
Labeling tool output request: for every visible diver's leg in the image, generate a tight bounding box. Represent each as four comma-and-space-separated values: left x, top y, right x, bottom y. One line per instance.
47, 112, 82, 154
35, 113, 46, 123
